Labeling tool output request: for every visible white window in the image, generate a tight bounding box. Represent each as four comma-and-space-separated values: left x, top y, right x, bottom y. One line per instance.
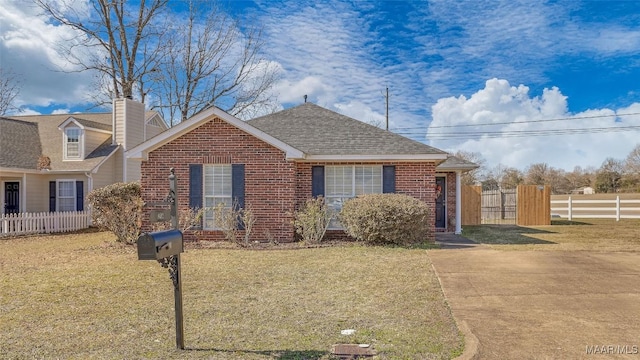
325, 165, 382, 228
57, 180, 76, 212
64, 127, 82, 160
203, 164, 232, 230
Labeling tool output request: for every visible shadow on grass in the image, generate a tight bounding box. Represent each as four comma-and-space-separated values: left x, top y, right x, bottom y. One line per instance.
551, 219, 593, 226
462, 225, 556, 245
185, 347, 330, 359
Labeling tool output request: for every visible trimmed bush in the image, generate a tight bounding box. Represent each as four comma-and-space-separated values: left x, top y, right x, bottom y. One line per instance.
87, 182, 143, 244
339, 193, 431, 246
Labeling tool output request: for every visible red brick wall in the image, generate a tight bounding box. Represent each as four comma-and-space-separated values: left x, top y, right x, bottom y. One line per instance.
141, 119, 439, 242
141, 118, 296, 242
296, 162, 437, 241
396, 163, 436, 239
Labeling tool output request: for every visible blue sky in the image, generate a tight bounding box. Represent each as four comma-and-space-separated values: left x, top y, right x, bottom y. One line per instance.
1, 0, 639, 171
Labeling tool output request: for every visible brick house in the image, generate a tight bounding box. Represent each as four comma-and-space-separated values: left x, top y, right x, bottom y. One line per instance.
128, 102, 477, 242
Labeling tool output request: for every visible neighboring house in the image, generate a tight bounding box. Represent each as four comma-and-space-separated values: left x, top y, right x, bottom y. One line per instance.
0, 98, 167, 215
571, 186, 595, 195
128, 102, 477, 243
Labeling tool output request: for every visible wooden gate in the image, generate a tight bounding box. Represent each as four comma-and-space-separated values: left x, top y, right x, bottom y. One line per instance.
461, 185, 481, 225
517, 185, 550, 225
481, 188, 517, 224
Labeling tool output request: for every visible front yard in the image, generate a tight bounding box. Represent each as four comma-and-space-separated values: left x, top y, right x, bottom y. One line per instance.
462, 219, 640, 251
0, 232, 463, 359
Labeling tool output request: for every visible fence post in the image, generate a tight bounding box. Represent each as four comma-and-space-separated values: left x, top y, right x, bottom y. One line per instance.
616, 196, 620, 221
568, 196, 572, 221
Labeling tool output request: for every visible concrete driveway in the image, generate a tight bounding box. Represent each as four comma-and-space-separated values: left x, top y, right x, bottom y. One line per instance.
429, 236, 640, 359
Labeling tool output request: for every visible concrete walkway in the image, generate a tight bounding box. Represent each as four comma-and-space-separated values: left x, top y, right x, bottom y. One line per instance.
430, 235, 640, 359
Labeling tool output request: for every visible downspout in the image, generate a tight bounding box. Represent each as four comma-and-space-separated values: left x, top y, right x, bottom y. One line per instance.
455, 171, 462, 234
85, 172, 93, 225
22, 172, 27, 213
122, 98, 128, 182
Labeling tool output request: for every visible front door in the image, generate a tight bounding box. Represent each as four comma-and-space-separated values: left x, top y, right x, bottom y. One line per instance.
4, 182, 20, 213
435, 177, 446, 228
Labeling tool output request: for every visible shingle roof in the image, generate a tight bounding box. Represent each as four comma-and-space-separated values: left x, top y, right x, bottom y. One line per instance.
436, 156, 480, 171
0, 117, 42, 169
5, 112, 117, 172
247, 103, 447, 156
69, 117, 113, 131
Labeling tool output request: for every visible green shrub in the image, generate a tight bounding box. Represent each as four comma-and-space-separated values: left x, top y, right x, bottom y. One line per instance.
87, 182, 143, 244
293, 197, 333, 244
339, 193, 431, 246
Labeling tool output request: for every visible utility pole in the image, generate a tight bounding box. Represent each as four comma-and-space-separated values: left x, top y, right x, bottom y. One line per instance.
385, 87, 389, 131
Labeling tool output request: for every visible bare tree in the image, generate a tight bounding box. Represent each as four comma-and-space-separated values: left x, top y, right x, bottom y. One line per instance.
36, 0, 168, 103
0, 68, 21, 115
621, 144, 640, 192
500, 167, 524, 189
150, 1, 279, 124
595, 157, 623, 193
453, 150, 486, 186
565, 166, 593, 191
37, 0, 279, 121
524, 163, 549, 185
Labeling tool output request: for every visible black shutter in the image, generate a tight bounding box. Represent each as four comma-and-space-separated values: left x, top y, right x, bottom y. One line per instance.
189, 164, 203, 209
232, 164, 246, 230
311, 166, 325, 198
49, 181, 56, 212
76, 181, 84, 211
383, 165, 396, 193
232, 164, 245, 210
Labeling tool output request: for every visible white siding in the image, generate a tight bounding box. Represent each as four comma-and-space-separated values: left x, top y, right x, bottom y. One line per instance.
92, 155, 118, 189
84, 130, 110, 156
113, 99, 125, 146
126, 159, 142, 182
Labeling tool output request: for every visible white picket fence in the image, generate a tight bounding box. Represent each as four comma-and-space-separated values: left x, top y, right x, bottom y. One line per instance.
551, 196, 640, 221
0, 211, 91, 236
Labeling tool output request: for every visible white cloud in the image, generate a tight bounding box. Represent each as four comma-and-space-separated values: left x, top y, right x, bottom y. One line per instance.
0, 0, 95, 109
51, 108, 71, 115
429, 79, 640, 170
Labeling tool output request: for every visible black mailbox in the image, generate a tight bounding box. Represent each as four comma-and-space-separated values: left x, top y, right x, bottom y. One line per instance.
137, 229, 184, 260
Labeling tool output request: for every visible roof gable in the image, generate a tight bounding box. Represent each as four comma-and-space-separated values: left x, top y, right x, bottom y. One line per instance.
436, 156, 480, 171
127, 107, 305, 161
58, 116, 112, 133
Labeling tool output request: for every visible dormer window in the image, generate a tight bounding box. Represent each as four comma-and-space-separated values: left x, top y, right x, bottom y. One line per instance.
64, 127, 82, 160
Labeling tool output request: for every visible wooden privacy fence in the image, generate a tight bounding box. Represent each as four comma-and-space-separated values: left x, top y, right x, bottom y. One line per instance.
461, 185, 551, 226
517, 185, 551, 226
461, 185, 481, 225
0, 211, 91, 237
551, 195, 640, 220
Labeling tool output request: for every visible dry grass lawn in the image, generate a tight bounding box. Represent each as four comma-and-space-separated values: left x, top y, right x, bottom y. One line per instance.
0, 232, 462, 359
462, 219, 640, 251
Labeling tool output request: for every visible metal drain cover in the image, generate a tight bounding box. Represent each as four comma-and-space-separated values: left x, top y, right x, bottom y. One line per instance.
331, 344, 376, 358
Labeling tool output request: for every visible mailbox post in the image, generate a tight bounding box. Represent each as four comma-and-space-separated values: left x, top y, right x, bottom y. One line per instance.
137, 168, 185, 350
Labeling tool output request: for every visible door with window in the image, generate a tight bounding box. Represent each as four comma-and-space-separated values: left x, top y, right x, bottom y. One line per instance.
4, 182, 20, 213
435, 177, 446, 228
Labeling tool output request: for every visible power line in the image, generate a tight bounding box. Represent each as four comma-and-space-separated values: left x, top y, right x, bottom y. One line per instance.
389, 111, 640, 131
393, 124, 640, 140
